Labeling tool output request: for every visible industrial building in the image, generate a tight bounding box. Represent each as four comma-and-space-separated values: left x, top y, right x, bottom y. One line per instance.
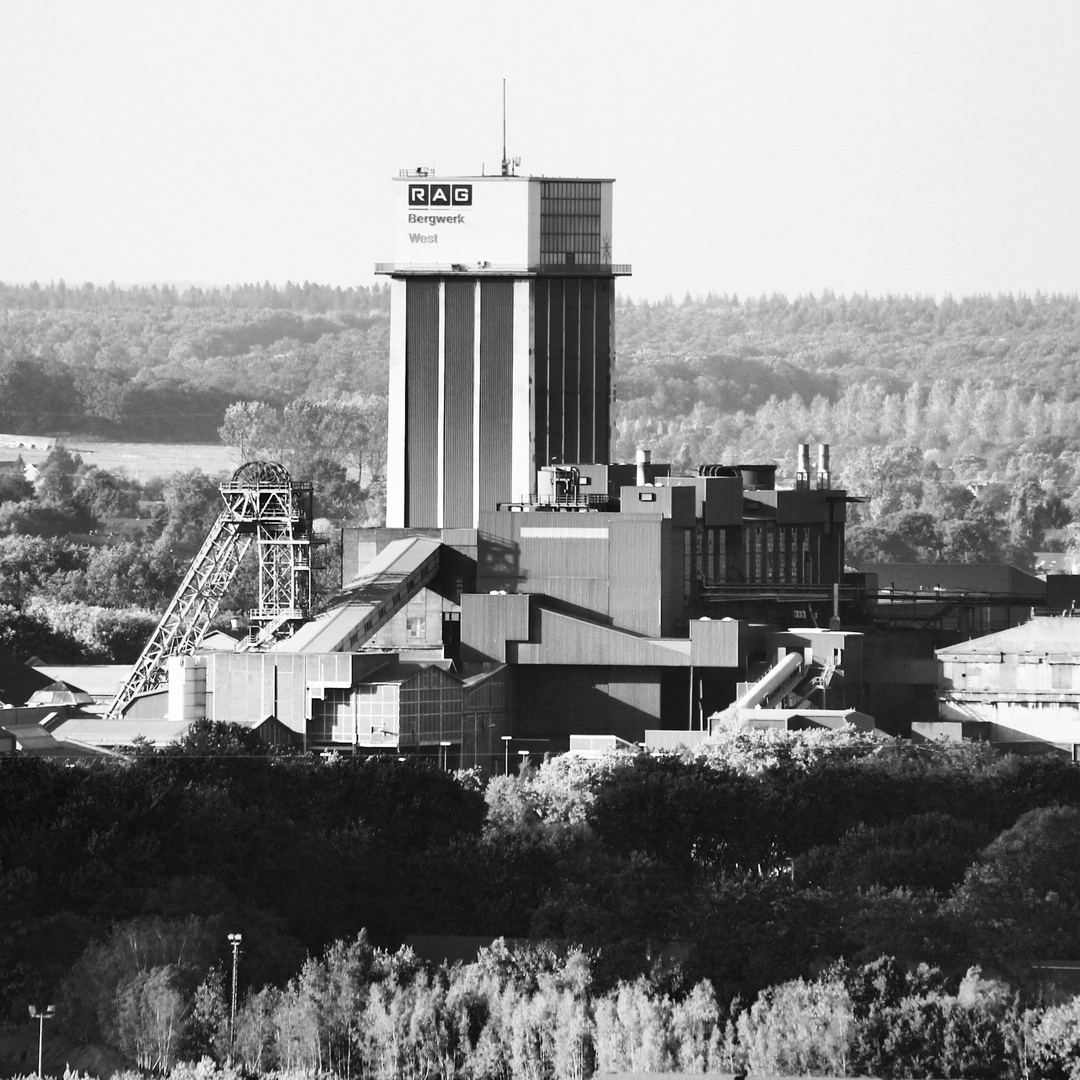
37, 160, 1059, 766
935, 616, 1080, 754
379, 168, 628, 529
4, 164, 1079, 763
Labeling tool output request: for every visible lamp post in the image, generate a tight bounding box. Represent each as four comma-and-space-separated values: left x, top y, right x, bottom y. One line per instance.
517, 748, 530, 773
28, 1005, 54, 1079
439, 740, 451, 771
227, 933, 242, 1063
501, 735, 512, 774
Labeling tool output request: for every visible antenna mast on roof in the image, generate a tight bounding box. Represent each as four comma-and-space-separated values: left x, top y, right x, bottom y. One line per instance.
501, 79, 509, 176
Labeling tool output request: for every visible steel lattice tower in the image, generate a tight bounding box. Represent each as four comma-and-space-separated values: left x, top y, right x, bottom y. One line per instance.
106, 461, 314, 721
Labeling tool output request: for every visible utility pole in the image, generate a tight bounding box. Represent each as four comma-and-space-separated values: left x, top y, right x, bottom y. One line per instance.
28, 1005, 55, 1079
227, 933, 242, 1063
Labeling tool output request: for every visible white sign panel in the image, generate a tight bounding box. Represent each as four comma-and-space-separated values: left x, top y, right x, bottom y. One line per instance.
391, 176, 534, 269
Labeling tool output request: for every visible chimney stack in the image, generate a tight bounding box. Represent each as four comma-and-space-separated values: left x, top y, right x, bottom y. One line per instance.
797, 443, 811, 490
817, 444, 831, 489
636, 447, 651, 487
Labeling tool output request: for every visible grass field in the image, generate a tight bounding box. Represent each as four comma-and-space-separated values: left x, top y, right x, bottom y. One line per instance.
7, 438, 237, 481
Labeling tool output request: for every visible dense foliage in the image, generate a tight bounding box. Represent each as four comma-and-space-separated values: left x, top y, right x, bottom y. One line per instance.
0, 443, 355, 664
7, 281, 1080, 1074
0, 282, 390, 659
8, 731, 1080, 1076
5, 283, 1080, 569
614, 291, 1080, 569
42, 943, 1069, 1080
0, 281, 389, 441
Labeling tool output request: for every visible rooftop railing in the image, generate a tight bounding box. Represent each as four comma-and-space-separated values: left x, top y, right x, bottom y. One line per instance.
374, 263, 631, 276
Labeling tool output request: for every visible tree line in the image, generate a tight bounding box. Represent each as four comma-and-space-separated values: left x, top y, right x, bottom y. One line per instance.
0, 447, 353, 664
8, 730, 1080, 1076
0, 280, 390, 314
5, 284, 1080, 568
45, 932, 1080, 1080
0, 286, 390, 441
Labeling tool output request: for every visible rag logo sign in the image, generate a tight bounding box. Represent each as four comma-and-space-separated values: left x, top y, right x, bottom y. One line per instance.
408, 183, 472, 207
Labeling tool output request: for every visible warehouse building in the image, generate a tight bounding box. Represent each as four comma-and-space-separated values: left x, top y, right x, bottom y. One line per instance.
936, 616, 1080, 754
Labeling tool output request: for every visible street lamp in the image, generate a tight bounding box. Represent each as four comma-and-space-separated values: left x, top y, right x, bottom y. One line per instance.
501, 735, 512, 774
439, 740, 452, 771
227, 933, 242, 1063
517, 748, 530, 773
28, 1005, 54, 1079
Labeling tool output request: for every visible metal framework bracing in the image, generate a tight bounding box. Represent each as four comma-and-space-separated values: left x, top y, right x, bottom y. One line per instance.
106, 461, 314, 720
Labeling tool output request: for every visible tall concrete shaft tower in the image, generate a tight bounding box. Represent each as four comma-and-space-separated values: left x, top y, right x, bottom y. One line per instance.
378, 170, 630, 528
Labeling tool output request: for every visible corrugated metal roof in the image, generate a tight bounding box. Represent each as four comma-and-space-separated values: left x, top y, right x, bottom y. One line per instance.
860, 562, 1045, 595
0, 720, 111, 757
32, 665, 131, 698
716, 707, 877, 732
50, 717, 190, 746
359, 659, 458, 685
4, 723, 61, 749
938, 615, 1080, 659
283, 536, 441, 653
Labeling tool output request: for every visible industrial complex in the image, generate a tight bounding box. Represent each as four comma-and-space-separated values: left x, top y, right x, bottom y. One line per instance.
5, 163, 1080, 765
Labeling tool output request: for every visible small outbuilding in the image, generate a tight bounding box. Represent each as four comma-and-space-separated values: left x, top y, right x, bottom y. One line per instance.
937, 615, 1080, 753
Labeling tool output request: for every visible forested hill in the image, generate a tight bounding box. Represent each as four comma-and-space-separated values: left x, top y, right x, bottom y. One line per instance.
4, 283, 1078, 448
4, 283, 1080, 566
613, 291, 1080, 458
613, 291, 1080, 566
618, 291, 1080, 395
0, 281, 391, 441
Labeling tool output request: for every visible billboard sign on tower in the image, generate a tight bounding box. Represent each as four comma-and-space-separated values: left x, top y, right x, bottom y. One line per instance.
391, 175, 537, 269
407, 183, 473, 207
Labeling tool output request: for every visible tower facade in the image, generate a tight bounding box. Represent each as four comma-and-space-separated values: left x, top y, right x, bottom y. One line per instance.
378, 171, 630, 528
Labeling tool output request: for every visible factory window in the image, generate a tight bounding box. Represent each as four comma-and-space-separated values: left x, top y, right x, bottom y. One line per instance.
540, 181, 603, 266
712, 528, 728, 583
746, 526, 764, 583
354, 683, 400, 737
310, 687, 355, 743
780, 528, 795, 583
684, 528, 693, 605
407, 615, 426, 641
402, 674, 463, 745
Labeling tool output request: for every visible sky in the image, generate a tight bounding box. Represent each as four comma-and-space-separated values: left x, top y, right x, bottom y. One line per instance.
2, 0, 1078, 302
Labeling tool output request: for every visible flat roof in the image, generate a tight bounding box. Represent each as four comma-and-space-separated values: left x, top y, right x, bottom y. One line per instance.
33, 665, 131, 697
393, 172, 615, 183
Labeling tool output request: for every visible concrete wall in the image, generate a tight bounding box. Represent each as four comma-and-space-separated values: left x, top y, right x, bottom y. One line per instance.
206, 652, 356, 736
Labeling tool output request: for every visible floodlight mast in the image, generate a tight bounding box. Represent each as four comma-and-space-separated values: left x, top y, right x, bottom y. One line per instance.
28, 1004, 54, 1079
227, 933, 242, 1063
105, 462, 315, 721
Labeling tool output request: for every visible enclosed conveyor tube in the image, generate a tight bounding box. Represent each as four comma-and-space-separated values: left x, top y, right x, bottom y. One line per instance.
709, 650, 805, 731
731, 650, 804, 711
